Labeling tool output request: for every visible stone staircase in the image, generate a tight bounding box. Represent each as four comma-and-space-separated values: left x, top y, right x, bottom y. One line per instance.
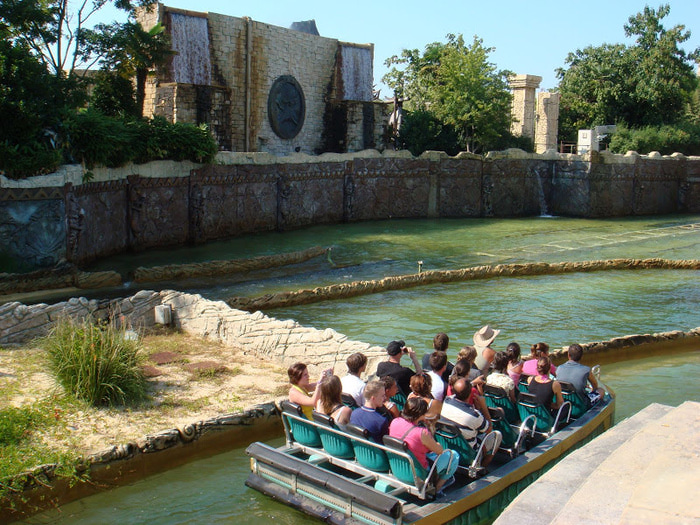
494, 400, 700, 524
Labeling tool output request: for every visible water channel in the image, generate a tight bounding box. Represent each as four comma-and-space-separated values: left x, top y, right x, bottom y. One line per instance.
15, 214, 700, 523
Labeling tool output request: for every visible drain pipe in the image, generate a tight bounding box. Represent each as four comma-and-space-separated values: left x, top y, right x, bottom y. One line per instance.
245, 17, 252, 151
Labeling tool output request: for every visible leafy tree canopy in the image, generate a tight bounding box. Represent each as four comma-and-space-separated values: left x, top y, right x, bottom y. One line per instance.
383, 33, 513, 154
557, 4, 700, 141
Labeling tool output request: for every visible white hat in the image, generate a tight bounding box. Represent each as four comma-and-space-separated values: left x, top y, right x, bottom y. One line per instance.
473, 325, 500, 350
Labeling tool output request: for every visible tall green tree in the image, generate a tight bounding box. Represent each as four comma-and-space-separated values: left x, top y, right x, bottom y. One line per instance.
557, 4, 699, 141
384, 34, 513, 154
0, 0, 157, 78
81, 21, 171, 116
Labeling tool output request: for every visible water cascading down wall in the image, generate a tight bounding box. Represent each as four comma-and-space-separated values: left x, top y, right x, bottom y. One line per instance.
1, 150, 700, 271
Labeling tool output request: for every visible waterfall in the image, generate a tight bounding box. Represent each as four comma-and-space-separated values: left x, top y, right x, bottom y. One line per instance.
170, 13, 212, 86
339, 45, 372, 101
534, 169, 552, 217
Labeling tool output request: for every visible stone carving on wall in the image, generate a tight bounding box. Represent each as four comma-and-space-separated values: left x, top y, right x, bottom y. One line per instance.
268, 75, 305, 139
65, 193, 85, 260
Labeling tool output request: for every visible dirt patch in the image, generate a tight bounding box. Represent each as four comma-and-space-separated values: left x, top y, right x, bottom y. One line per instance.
0, 328, 288, 456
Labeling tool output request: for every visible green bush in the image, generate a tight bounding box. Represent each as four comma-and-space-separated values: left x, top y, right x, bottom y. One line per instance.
398, 110, 462, 156
609, 123, 700, 156
0, 140, 63, 179
45, 318, 147, 406
63, 111, 218, 169
0, 407, 45, 447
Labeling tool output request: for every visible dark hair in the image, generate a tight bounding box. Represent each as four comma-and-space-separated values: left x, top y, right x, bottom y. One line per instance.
568, 343, 584, 362
536, 356, 552, 376
409, 373, 432, 398
451, 358, 471, 378
492, 351, 509, 373
346, 352, 368, 374
288, 362, 307, 385
530, 342, 550, 358
429, 351, 447, 371
402, 396, 428, 422
381, 375, 396, 389
433, 332, 449, 352
506, 342, 521, 363
318, 375, 343, 414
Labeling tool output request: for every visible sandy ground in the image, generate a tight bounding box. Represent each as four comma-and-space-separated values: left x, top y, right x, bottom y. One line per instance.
0, 329, 289, 456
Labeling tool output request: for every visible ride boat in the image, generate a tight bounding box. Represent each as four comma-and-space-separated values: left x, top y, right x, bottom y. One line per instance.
246, 376, 615, 525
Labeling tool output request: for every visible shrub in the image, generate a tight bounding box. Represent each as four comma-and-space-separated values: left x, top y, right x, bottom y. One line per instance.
609, 123, 700, 156
45, 318, 147, 406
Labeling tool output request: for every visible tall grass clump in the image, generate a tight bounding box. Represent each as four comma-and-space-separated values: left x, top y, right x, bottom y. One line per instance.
45, 319, 147, 406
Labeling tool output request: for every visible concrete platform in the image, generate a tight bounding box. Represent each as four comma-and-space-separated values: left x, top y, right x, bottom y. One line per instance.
494, 401, 700, 524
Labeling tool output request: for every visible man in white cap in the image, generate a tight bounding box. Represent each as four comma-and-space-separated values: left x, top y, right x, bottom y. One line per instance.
473, 325, 500, 375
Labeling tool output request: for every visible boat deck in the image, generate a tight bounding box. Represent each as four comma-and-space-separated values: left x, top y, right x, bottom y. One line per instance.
494, 400, 700, 524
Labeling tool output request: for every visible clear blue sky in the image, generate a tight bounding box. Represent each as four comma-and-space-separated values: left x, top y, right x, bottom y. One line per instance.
99, 0, 700, 97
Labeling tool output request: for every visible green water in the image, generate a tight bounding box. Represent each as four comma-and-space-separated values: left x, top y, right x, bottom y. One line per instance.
17, 214, 700, 524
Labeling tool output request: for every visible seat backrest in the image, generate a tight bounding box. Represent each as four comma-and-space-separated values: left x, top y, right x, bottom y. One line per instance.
518, 374, 532, 393
558, 381, 588, 418
517, 392, 553, 432
346, 423, 390, 472
341, 392, 359, 409
434, 420, 476, 466
390, 391, 407, 412
280, 400, 322, 447
487, 407, 517, 449
382, 435, 428, 486
311, 411, 355, 459
483, 384, 520, 423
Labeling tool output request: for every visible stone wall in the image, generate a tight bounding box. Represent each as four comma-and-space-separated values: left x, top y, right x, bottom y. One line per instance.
136, 4, 388, 155
2, 150, 699, 270
0, 290, 386, 374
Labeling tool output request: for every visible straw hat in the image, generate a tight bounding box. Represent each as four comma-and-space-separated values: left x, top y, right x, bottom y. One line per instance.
473, 325, 500, 350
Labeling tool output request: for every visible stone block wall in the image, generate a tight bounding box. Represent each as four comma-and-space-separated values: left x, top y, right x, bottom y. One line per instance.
2, 151, 700, 270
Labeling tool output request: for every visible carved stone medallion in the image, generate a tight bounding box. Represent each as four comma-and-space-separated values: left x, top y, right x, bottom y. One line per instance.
268, 75, 305, 139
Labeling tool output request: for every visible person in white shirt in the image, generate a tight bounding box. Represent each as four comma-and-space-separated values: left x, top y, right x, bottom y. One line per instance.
340, 352, 367, 406
426, 351, 448, 401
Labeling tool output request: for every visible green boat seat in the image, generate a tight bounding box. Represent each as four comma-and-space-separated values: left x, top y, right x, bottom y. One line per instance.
487, 407, 518, 450
346, 423, 390, 472
518, 374, 532, 393
312, 411, 355, 459
558, 381, 589, 419
517, 392, 572, 435
382, 435, 430, 488
390, 391, 407, 412
434, 420, 477, 467
280, 400, 322, 448
483, 384, 520, 424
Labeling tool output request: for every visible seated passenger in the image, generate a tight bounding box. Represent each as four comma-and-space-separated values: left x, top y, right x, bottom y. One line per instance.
473, 325, 500, 375
557, 343, 605, 406
486, 351, 517, 403
288, 362, 330, 419
349, 380, 390, 442
447, 360, 492, 427
506, 342, 524, 384
421, 332, 454, 382
522, 342, 557, 377
388, 397, 459, 492
380, 375, 401, 419
340, 352, 367, 406
315, 375, 352, 428
427, 351, 448, 401
441, 378, 497, 467
407, 373, 442, 425
376, 340, 422, 396
526, 356, 564, 412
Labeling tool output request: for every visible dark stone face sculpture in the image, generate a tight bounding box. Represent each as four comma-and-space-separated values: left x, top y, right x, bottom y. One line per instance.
268, 75, 305, 139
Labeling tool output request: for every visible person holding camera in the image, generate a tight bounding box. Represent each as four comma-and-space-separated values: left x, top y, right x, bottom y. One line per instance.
376, 340, 423, 396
